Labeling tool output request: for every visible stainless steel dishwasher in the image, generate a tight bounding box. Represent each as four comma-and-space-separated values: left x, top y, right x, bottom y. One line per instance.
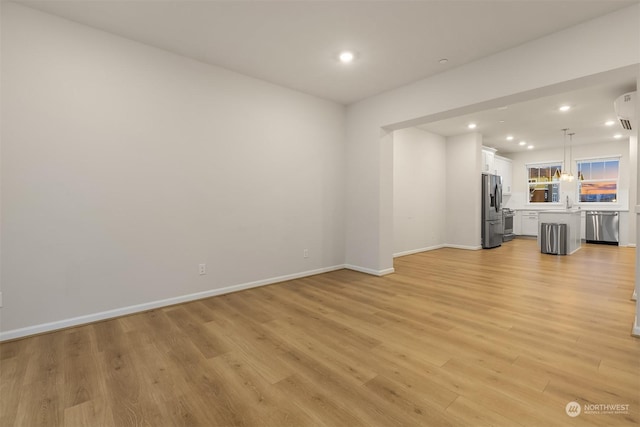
585, 211, 619, 245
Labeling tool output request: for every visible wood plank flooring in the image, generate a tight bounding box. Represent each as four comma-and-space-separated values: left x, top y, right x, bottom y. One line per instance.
1, 239, 639, 426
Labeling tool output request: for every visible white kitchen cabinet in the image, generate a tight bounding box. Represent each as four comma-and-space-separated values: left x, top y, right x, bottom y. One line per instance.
521, 211, 539, 236
494, 155, 513, 195
514, 211, 522, 235
481, 147, 496, 173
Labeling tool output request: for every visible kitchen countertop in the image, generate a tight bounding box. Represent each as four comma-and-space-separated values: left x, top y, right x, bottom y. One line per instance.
510, 207, 627, 212
541, 209, 582, 214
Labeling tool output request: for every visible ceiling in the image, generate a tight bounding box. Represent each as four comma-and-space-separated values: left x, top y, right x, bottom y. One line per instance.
14, 0, 639, 105
418, 74, 637, 154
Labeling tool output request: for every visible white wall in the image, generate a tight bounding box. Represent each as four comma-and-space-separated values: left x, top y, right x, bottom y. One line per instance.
393, 128, 446, 255
393, 129, 483, 255
445, 133, 482, 249
345, 4, 640, 273
0, 3, 346, 335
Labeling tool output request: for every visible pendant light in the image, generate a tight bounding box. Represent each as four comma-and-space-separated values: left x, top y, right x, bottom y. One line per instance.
567, 132, 575, 182
560, 128, 571, 182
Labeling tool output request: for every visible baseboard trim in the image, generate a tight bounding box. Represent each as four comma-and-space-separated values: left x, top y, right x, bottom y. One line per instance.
393, 245, 445, 258
394, 244, 482, 257
0, 264, 345, 342
633, 316, 640, 338
444, 244, 482, 251
345, 264, 395, 276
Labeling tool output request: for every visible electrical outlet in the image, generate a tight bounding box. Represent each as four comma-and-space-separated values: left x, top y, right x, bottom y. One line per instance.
303, 249, 309, 258
199, 264, 206, 275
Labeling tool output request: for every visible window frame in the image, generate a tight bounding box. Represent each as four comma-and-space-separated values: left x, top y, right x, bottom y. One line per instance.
525, 160, 564, 205
575, 155, 621, 205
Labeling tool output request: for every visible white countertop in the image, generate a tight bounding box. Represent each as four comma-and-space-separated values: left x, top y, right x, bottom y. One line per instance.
512, 207, 626, 212
539, 210, 582, 215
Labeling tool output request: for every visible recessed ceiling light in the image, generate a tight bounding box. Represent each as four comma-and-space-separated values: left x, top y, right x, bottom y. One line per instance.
497, 106, 509, 111
614, 134, 623, 139
605, 120, 615, 126
438, 58, 448, 64
506, 136, 514, 141
519, 141, 526, 146
527, 145, 534, 150
339, 51, 355, 63
468, 123, 477, 129
499, 120, 505, 123
559, 105, 571, 112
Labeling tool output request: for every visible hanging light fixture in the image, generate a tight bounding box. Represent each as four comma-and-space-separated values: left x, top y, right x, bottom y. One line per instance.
567, 132, 575, 182
560, 128, 572, 182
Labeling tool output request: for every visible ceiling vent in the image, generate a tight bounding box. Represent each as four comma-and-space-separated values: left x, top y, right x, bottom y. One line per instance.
614, 91, 636, 130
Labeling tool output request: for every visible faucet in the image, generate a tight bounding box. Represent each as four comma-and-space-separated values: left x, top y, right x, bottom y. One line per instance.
566, 195, 572, 209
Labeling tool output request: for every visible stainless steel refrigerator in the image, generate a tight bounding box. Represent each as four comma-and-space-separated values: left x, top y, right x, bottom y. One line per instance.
482, 173, 503, 249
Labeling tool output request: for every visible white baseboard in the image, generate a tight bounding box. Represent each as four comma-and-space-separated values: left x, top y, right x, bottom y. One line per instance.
393, 244, 445, 258
0, 264, 345, 342
633, 316, 640, 338
344, 264, 395, 276
394, 243, 482, 257
444, 244, 482, 251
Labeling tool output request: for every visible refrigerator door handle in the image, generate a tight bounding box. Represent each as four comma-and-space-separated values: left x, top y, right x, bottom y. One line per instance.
494, 182, 501, 212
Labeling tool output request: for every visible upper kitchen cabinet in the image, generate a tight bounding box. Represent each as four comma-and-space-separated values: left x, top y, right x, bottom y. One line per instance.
482, 147, 512, 195
494, 155, 513, 195
481, 147, 496, 173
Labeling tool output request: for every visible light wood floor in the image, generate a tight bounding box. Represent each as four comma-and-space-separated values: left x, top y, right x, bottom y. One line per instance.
1, 239, 639, 426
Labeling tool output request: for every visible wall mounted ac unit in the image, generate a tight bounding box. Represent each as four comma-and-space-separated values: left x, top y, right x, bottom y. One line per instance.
614, 91, 636, 130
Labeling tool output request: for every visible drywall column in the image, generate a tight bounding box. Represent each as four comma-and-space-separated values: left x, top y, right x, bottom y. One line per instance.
634, 66, 640, 337
630, 135, 637, 247
0, 3, 3, 324
344, 109, 396, 276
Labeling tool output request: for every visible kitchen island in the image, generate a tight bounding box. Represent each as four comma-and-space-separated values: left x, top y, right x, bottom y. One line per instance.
537, 210, 582, 255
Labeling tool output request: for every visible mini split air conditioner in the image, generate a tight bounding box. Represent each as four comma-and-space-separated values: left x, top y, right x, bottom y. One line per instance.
614, 91, 636, 130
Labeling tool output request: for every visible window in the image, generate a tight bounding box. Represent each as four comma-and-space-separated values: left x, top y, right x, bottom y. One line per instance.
576, 157, 620, 203
527, 162, 562, 203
